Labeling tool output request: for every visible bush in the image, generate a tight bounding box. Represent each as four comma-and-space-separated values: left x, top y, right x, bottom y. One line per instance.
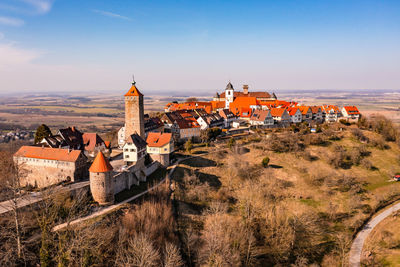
361, 158, 373, 170
262, 157, 270, 168
227, 137, 236, 149
185, 139, 193, 153
267, 133, 304, 153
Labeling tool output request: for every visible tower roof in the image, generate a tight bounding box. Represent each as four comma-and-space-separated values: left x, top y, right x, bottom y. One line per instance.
124, 82, 143, 97
89, 151, 113, 173
225, 82, 234, 91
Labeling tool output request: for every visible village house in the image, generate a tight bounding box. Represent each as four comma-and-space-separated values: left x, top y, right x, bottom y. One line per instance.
146, 132, 174, 166
270, 108, 290, 124
310, 106, 324, 123
218, 109, 237, 128
196, 113, 224, 130
342, 106, 361, 121
57, 127, 84, 150
161, 111, 201, 141
13, 146, 87, 188
249, 109, 274, 126
298, 106, 313, 122
123, 133, 147, 165
322, 105, 342, 122
82, 133, 110, 158
286, 107, 302, 123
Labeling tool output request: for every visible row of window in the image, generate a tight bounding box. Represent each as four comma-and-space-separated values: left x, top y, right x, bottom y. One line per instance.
19, 157, 73, 166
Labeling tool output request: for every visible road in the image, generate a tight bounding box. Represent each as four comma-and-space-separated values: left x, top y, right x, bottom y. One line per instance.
0, 181, 89, 215
349, 201, 400, 267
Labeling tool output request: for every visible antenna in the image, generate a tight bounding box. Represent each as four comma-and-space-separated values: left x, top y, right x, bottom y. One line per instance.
132, 74, 136, 84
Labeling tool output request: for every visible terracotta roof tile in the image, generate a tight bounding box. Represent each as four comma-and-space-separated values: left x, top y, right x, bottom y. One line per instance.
344, 106, 360, 115
270, 108, 286, 117
89, 151, 113, 173
146, 132, 172, 148
14, 146, 82, 162
125, 83, 143, 97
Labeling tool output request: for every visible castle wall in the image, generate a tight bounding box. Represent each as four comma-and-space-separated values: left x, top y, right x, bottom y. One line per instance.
14, 156, 86, 188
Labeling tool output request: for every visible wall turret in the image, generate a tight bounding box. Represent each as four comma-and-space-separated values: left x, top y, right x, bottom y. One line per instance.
89, 152, 114, 205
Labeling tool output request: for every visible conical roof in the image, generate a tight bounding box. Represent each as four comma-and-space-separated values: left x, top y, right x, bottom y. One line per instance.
225, 82, 234, 90
124, 82, 143, 97
89, 151, 113, 173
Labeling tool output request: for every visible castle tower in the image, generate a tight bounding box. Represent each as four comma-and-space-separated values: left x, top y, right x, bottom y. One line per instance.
225, 82, 234, 109
89, 151, 114, 205
124, 78, 145, 140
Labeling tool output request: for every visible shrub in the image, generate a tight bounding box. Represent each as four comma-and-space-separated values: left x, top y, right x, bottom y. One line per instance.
339, 119, 350, 126
227, 137, 236, 149
361, 158, 373, 170
262, 157, 270, 168
185, 139, 193, 153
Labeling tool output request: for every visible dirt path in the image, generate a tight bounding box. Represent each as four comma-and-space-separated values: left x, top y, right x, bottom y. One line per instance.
349, 201, 400, 267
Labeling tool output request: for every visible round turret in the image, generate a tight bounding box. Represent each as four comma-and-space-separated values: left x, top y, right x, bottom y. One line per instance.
89, 152, 114, 205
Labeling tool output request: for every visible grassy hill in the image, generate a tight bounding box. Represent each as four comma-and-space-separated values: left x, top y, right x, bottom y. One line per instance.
172, 117, 400, 266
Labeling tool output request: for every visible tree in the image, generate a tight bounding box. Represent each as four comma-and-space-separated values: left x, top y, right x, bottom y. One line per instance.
262, 157, 270, 168
227, 137, 236, 149
0, 151, 26, 262
34, 124, 52, 144
185, 139, 193, 154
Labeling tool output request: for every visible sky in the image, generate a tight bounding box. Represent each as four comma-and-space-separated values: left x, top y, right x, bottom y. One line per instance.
0, 0, 399, 94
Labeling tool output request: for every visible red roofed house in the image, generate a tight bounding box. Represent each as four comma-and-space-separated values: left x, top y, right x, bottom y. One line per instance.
298, 106, 313, 122
342, 106, 361, 121
82, 133, 110, 158
13, 146, 87, 188
270, 108, 290, 124
286, 107, 302, 123
310, 106, 324, 122
249, 109, 274, 126
229, 97, 260, 119
322, 105, 342, 122
146, 132, 174, 166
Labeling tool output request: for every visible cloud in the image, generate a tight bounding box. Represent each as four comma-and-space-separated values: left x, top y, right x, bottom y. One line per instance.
20, 0, 53, 14
0, 16, 24, 26
0, 32, 4, 40
0, 42, 42, 68
92, 9, 131, 21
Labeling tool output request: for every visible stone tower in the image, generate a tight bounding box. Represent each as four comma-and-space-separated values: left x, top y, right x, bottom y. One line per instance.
225, 82, 234, 109
89, 151, 114, 205
124, 79, 145, 140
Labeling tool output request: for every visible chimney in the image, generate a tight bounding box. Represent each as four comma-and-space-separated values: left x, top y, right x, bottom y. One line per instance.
243, 85, 249, 95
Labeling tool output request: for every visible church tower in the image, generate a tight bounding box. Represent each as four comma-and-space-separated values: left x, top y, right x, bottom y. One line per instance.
124, 78, 145, 140
225, 82, 234, 109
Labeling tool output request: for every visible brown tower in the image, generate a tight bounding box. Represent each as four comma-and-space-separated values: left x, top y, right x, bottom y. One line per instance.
124, 79, 145, 140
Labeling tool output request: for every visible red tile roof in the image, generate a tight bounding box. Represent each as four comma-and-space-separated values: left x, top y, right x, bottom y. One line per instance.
146, 132, 172, 148
14, 146, 82, 162
89, 151, 113, 173
125, 83, 143, 97
343, 106, 360, 115
298, 106, 311, 115
82, 133, 105, 151
270, 108, 286, 117
286, 107, 299, 116
310, 106, 322, 114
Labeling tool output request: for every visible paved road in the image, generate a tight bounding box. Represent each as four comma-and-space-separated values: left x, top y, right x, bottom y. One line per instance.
349, 201, 400, 267
0, 181, 90, 215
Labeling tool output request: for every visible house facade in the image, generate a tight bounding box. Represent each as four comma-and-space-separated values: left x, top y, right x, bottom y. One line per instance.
249, 109, 274, 126
342, 106, 361, 120
13, 146, 87, 188
146, 132, 174, 166
123, 133, 147, 165
287, 107, 302, 123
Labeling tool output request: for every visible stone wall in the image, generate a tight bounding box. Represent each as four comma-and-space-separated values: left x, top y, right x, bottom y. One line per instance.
112, 161, 160, 195
125, 95, 145, 139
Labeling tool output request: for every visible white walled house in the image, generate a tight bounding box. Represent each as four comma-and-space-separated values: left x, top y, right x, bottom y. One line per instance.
270, 108, 290, 124
322, 105, 342, 122
118, 126, 125, 148
342, 106, 361, 120
249, 110, 274, 126
219, 109, 236, 128
146, 132, 174, 166
123, 133, 147, 165
310, 106, 324, 122
298, 106, 313, 122
287, 107, 302, 123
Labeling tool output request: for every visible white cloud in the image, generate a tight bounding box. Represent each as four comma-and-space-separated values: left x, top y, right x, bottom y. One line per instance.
20, 0, 53, 14
0, 42, 42, 68
0, 16, 24, 26
92, 9, 131, 21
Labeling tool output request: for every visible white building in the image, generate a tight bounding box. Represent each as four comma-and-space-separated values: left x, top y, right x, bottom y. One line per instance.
123, 133, 147, 165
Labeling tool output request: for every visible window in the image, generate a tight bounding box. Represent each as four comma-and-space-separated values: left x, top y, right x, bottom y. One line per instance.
124, 149, 128, 152
125, 155, 129, 158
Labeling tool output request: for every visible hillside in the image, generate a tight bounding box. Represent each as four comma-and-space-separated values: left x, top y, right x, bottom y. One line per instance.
172, 117, 400, 266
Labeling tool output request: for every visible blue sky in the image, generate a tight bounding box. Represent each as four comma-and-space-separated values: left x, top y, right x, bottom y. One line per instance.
0, 0, 399, 94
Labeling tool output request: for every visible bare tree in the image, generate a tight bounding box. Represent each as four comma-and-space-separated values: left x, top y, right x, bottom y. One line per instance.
164, 242, 183, 267
0, 151, 26, 262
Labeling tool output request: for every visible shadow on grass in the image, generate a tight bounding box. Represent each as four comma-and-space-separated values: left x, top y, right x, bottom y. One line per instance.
182, 156, 217, 168
114, 167, 167, 203
269, 164, 283, 169
195, 171, 221, 189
